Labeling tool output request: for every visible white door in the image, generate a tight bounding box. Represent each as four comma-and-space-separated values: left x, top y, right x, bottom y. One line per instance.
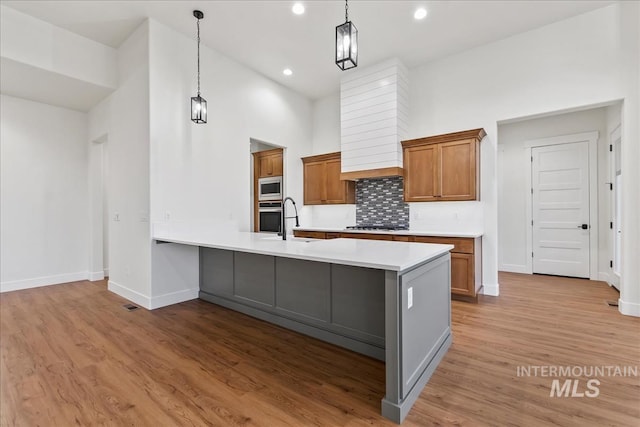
532, 142, 590, 278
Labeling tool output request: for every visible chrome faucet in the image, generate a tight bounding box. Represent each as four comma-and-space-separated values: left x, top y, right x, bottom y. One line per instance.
280, 197, 299, 240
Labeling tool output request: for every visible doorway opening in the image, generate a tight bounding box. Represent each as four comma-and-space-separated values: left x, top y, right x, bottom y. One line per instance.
249, 138, 285, 233
89, 134, 109, 281
497, 104, 622, 284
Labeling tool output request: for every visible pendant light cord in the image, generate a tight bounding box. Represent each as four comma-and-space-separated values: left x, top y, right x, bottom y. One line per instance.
196, 17, 201, 97
345, 0, 349, 22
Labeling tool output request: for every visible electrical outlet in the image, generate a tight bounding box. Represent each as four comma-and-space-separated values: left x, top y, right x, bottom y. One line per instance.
164, 211, 171, 221
408, 287, 413, 309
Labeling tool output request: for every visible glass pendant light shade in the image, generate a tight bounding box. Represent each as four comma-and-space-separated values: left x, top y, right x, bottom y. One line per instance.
191, 95, 207, 124
336, 21, 358, 70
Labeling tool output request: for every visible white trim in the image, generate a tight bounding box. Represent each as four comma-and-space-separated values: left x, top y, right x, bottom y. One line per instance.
480, 283, 499, 296
618, 299, 640, 317
1, 271, 88, 293
103, 268, 109, 277
524, 131, 599, 279
609, 124, 621, 287
149, 289, 199, 309
499, 264, 528, 274
88, 271, 105, 281
108, 280, 151, 309
597, 272, 612, 285
107, 281, 198, 310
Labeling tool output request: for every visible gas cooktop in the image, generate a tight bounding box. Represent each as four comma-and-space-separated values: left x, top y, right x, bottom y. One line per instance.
345, 225, 409, 231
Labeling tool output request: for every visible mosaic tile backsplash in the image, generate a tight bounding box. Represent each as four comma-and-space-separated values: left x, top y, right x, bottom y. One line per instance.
355, 177, 410, 228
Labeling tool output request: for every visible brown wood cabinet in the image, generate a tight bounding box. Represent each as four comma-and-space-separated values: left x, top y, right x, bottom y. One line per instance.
302, 152, 355, 205
402, 128, 485, 202
252, 148, 283, 231
293, 229, 482, 302
255, 148, 283, 178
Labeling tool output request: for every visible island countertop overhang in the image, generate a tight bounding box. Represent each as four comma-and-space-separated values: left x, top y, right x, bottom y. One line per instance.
153, 229, 453, 272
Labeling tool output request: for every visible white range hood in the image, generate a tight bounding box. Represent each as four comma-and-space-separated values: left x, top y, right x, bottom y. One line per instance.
340, 58, 408, 180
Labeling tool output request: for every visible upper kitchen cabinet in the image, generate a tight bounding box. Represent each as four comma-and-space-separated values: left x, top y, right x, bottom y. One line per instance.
302, 152, 355, 205
256, 148, 283, 177
402, 128, 486, 202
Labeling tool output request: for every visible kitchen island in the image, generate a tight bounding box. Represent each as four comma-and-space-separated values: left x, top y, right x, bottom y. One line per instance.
153, 229, 453, 423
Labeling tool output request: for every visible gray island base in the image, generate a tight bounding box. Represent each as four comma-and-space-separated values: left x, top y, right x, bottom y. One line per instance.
199, 247, 452, 423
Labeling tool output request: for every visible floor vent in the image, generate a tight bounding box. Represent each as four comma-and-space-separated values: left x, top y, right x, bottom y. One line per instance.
123, 304, 139, 311
605, 300, 618, 307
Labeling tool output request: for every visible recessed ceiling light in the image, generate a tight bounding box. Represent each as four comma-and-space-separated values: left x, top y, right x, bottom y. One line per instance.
414, 8, 428, 20
292, 3, 305, 15
283, 68, 293, 76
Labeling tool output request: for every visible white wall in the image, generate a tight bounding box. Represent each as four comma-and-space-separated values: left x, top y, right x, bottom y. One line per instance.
497, 107, 611, 277
87, 22, 152, 307
148, 20, 312, 231
0, 94, 89, 291
312, 92, 341, 155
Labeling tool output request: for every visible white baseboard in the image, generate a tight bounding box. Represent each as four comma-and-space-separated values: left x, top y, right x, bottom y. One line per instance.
481, 282, 500, 296
108, 280, 151, 309
107, 281, 198, 310
88, 271, 105, 281
1, 271, 88, 293
597, 272, 612, 285
618, 298, 640, 317
499, 264, 529, 274
149, 288, 199, 309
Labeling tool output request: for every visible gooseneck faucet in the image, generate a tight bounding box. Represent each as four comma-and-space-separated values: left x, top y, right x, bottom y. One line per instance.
280, 197, 299, 240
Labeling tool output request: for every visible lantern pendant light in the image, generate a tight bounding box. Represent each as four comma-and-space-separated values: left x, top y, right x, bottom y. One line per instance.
335, 0, 358, 70
191, 10, 207, 124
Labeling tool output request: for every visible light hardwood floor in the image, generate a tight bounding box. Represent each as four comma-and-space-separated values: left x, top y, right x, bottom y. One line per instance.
1, 273, 638, 426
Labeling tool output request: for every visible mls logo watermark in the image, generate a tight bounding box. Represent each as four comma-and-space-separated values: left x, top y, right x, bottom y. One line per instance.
516, 365, 638, 398
549, 378, 600, 398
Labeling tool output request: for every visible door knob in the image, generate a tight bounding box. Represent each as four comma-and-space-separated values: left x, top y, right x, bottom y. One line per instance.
578, 224, 589, 229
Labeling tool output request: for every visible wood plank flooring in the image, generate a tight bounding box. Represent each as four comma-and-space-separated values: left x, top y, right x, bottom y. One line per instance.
1, 272, 638, 426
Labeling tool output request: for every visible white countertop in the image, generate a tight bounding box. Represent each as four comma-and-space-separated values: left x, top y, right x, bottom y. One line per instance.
153, 229, 453, 272
294, 226, 483, 238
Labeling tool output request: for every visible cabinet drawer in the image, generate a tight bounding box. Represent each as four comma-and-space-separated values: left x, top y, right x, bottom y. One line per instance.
293, 230, 327, 239
392, 235, 414, 242
413, 236, 474, 254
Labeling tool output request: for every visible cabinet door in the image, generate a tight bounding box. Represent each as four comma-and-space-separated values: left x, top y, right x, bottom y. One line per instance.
258, 153, 283, 177
404, 145, 439, 202
304, 161, 326, 205
439, 139, 476, 200
450, 253, 474, 296
271, 154, 283, 176
325, 158, 345, 203
259, 155, 273, 177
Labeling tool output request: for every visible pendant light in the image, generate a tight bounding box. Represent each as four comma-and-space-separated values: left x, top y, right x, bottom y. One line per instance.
191, 10, 207, 124
335, 0, 358, 70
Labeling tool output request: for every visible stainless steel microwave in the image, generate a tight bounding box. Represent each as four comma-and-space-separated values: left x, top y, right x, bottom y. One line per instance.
258, 176, 282, 201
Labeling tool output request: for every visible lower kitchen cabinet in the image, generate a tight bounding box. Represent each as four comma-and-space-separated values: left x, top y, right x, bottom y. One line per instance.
293, 230, 482, 302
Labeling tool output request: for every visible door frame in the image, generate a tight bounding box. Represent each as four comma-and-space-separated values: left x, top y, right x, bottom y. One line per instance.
524, 131, 599, 279
610, 124, 621, 289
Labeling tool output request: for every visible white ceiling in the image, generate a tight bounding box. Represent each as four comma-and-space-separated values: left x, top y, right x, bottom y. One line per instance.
2, 0, 614, 100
